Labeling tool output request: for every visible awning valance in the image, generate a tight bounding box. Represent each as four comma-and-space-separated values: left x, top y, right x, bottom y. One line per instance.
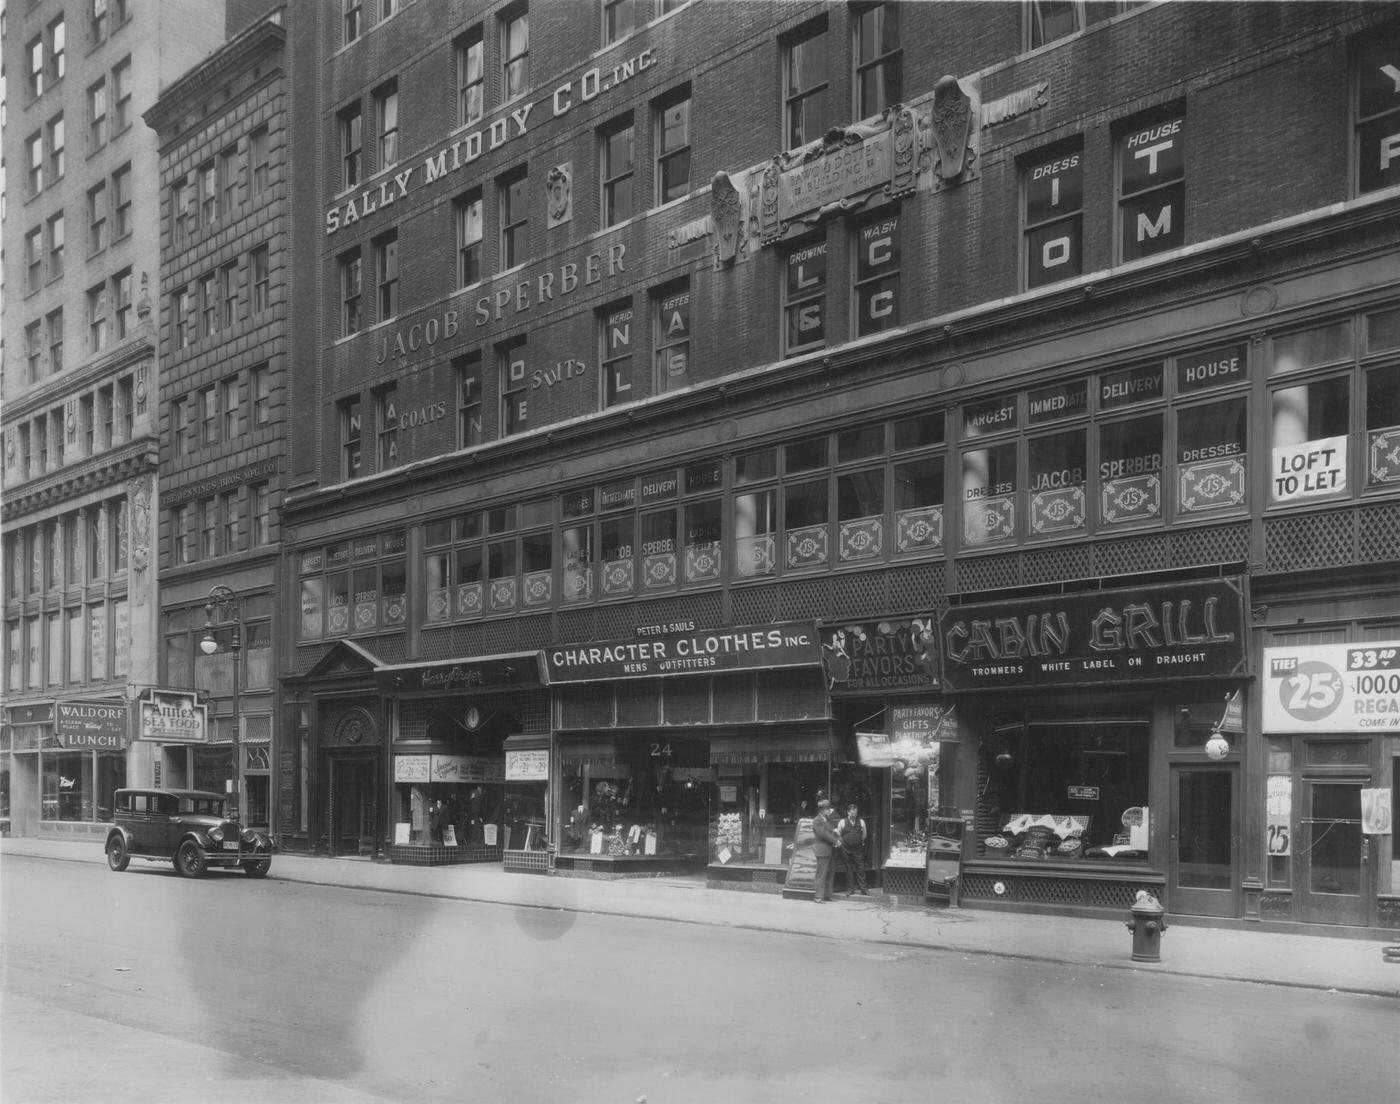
709, 730, 833, 765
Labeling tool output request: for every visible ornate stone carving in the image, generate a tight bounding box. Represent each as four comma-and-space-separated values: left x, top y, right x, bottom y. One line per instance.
710, 172, 742, 264
128, 475, 152, 602
930, 76, 974, 185
545, 162, 572, 228
890, 104, 917, 196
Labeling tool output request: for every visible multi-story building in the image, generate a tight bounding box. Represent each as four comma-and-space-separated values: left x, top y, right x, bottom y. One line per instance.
278, 0, 1396, 931
143, 3, 319, 835
1, 0, 225, 839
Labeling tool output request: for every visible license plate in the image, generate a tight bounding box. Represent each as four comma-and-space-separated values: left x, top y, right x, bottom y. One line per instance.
222, 841, 239, 850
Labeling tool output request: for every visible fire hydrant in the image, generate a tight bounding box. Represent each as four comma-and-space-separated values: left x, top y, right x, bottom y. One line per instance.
1126, 890, 1167, 962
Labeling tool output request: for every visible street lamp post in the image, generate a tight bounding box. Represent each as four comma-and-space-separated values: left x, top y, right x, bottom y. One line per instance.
200, 585, 242, 818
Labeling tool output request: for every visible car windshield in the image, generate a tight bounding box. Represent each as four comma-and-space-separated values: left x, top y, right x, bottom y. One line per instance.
184, 797, 226, 816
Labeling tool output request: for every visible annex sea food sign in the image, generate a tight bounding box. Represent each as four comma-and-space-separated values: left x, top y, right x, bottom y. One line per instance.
940, 577, 1247, 691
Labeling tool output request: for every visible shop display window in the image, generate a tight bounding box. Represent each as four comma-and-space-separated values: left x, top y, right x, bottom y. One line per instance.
710, 761, 828, 866
41, 751, 124, 822
976, 722, 1149, 861
558, 737, 710, 862
885, 744, 954, 868
395, 781, 507, 848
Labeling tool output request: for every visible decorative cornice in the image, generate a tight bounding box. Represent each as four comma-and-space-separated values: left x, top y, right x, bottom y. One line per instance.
2, 330, 154, 426
144, 11, 286, 137
2, 438, 159, 522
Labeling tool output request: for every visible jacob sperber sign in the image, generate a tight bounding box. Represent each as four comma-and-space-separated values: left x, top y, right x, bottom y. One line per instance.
940, 577, 1247, 691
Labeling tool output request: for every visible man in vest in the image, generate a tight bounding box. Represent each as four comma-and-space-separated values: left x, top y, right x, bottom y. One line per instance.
837, 803, 869, 896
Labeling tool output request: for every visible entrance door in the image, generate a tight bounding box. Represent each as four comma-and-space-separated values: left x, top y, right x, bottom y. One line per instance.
1168, 764, 1239, 917
1298, 779, 1369, 926
333, 758, 376, 855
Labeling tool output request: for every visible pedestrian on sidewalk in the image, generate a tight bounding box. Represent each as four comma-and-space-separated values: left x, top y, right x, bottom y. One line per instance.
837, 804, 869, 896
811, 800, 841, 902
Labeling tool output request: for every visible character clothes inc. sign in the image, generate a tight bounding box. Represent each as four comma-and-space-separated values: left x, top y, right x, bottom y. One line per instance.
55, 701, 128, 750
940, 577, 1248, 691
546, 622, 822, 682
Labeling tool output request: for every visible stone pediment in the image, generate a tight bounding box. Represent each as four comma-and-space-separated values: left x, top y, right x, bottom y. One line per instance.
302, 639, 383, 681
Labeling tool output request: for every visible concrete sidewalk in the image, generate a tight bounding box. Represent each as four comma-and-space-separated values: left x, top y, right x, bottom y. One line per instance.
5, 837, 1397, 999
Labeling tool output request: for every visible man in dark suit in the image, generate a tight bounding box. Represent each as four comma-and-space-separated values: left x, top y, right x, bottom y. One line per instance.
811, 799, 841, 902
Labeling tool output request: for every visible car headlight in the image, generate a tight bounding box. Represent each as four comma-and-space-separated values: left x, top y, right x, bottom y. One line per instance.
242, 829, 256, 845
210, 826, 225, 843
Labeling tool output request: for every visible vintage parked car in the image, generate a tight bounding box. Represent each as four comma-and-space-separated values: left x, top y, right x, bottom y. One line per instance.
105, 788, 275, 878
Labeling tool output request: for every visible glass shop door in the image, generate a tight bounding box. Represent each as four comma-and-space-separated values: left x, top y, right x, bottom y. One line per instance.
1297, 779, 1370, 926
1168, 763, 1240, 918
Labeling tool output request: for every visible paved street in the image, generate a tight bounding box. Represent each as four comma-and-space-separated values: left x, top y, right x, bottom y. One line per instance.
2, 854, 1396, 1104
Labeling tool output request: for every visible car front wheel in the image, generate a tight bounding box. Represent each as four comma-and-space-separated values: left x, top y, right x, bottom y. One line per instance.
106, 836, 130, 872
242, 858, 271, 878
175, 839, 206, 879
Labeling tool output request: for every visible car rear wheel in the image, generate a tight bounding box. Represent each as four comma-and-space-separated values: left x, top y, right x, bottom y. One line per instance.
242, 858, 271, 877
106, 836, 130, 872
175, 839, 206, 878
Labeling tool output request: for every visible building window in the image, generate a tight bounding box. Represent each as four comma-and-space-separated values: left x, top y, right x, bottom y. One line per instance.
603, 0, 635, 45
339, 102, 362, 190
853, 2, 901, 119
374, 232, 399, 320
113, 269, 132, 339
47, 310, 65, 374
88, 283, 110, 353
50, 16, 67, 81
248, 126, 270, 196
26, 227, 44, 293
601, 116, 635, 226
456, 28, 484, 127
340, 396, 363, 479
173, 177, 195, 241
219, 144, 239, 217
376, 383, 399, 469
221, 490, 240, 554
375, 79, 399, 168
173, 504, 193, 565
456, 190, 483, 287
88, 182, 107, 253
601, 301, 634, 408
25, 323, 44, 383
653, 281, 690, 393
1117, 109, 1185, 263
112, 57, 132, 134
199, 160, 218, 227
91, 0, 110, 43
1022, 144, 1084, 289
222, 375, 241, 440
220, 261, 240, 329
457, 354, 484, 448
500, 340, 529, 437
47, 213, 65, 282
200, 272, 219, 338
88, 79, 107, 151
344, 0, 363, 44
784, 19, 828, 150
250, 245, 271, 315
27, 132, 43, 196
252, 364, 271, 426
1356, 24, 1400, 195
854, 211, 900, 338
655, 90, 691, 205
48, 115, 65, 182
174, 286, 195, 350
199, 497, 218, 559
200, 385, 219, 447
340, 249, 362, 335
1024, 0, 1141, 50
381, 0, 399, 20
500, 167, 529, 270
250, 483, 270, 546
501, 5, 530, 101
783, 239, 827, 356
172, 396, 192, 457
28, 36, 45, 99
111, 164, 131, 239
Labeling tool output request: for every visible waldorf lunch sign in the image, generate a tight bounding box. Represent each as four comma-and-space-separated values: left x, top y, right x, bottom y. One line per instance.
940, 577, 1248, 691
546, 622, 822, 682
55, 701, 128, 750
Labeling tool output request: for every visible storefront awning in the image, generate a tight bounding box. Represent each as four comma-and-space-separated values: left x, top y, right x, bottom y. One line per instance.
503, 733, 549, 752
558, 737, 617, 766
709, 731, 833, 765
